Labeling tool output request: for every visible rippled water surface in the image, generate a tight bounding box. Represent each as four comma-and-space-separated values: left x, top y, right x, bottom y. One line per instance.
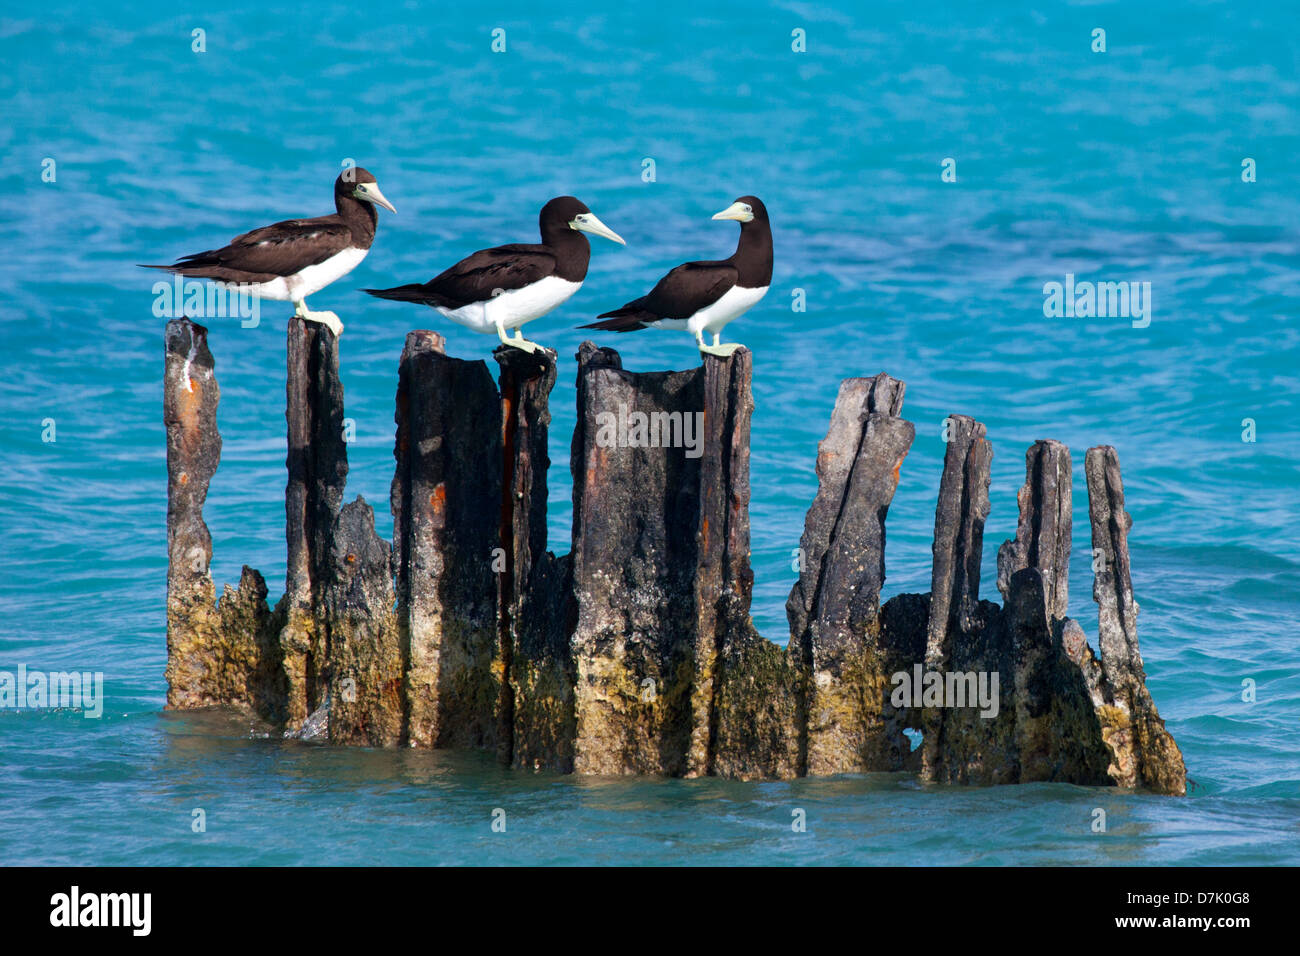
1, 0, 1297, 864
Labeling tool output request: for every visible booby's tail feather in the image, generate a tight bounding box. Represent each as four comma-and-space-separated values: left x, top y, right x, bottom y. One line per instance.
579, 302, 655, 332
362, 283, 435, 304
138, 260, 250, 282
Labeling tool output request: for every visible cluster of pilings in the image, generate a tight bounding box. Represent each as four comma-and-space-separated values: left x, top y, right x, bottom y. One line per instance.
163, 317, 1186, 793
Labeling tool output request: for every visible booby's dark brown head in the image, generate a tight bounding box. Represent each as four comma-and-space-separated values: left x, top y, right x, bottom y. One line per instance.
712, 195, 772, 289
535, 196, 626, 283
712, 195, 768, 226
539, 195, 626, 247
335, 166, 396, 213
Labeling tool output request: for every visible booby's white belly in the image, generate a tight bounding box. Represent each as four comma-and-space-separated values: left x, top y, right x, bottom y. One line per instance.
651, 284, 769, 335
435, 276, 581, 334
224, 246, 368, 302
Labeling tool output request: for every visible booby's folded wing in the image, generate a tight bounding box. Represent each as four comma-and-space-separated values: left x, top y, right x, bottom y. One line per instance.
366, 243, 558, 309
144, 215, 353, 282
583, 260, 739, 331
637, 260, 738, 319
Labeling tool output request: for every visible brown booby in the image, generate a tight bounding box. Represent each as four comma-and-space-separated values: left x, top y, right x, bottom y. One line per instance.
363, 196, 624, 353
142, 167, 396, 337
580, 195, 772, 356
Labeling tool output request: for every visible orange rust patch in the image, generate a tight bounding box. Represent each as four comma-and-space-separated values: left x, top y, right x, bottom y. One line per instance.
430, 483, 447, 515
179, 472, 189, 485
892, 448, 911, 486
346, 553, 356, 564
178, 377, 203, 417
500, 390, 516, 442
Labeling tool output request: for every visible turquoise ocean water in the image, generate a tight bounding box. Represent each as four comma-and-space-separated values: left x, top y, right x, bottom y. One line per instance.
1, 1, 1297, 865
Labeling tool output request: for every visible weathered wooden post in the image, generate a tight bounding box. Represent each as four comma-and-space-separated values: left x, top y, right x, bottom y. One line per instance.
567, 342, 772, 776
164, 317, 283, 719
390, 331, 502, 749
785, 373, 915, 775
495, 346, 572, 771
691, 348, 801, 780
1085, 446, 1186, 794
994, 439, 1098, 785
164, 318, 224, 704
919, 413, 1000, 783
568, 343, 703, 775
997, 439, 1072, 622
321, 496, 403, 746
280, 317, 347, 730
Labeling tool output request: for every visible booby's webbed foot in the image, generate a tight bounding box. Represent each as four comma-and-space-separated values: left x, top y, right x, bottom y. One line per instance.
293, 299, 343, 337
697, 340, 744, 357
495, 327, 542, 354
504, 336, 543, 354
303, 309, 344, 338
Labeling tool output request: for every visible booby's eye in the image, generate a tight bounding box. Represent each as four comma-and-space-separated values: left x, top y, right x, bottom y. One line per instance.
742, 204, 753, 214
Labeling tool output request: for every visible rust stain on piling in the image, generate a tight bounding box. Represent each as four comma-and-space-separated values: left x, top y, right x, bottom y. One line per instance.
178, 378, 203, 416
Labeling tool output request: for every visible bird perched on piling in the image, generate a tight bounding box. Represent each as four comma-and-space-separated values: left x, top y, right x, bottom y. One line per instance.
363, 196, 625, 354
580, 196, 771, 356
141, 168, 397, 338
